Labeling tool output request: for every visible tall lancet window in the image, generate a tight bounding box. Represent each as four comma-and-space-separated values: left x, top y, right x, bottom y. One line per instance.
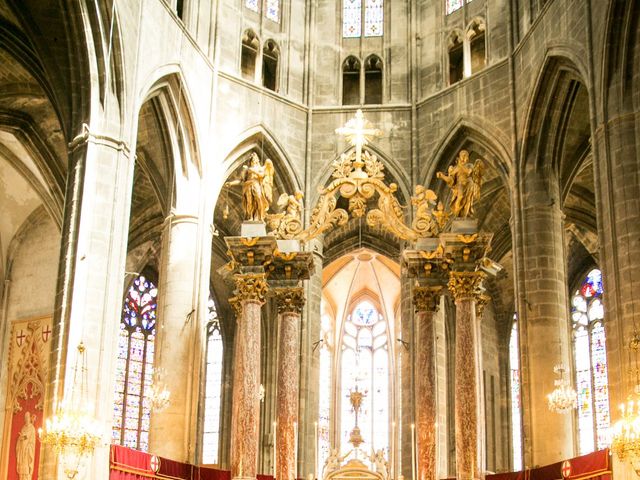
318, 312, 333, 477
203, 295, 224, 464
509, 319, 523, 471
340, 300, 389, 458
112, 274, 158, 451
572, 268, 610, 454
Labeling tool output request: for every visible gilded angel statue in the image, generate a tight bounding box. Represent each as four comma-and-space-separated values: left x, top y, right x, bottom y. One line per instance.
436, 149, 484, 218
267, 190, 305, 238
225, 152, 275, 222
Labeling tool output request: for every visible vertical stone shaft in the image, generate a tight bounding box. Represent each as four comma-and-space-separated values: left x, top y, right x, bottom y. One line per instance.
150, 214, 200, 461
448, 272, 484, 480
230, 274, 267, 480
520, 202, 572, 465
275, 288, 305, 480
414, 287, 441, 480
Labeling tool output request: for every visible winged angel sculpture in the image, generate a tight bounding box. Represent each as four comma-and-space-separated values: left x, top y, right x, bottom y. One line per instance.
225, 152, 275, 222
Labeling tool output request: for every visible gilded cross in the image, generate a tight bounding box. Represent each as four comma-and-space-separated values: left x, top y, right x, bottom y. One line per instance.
335, 109, 383, 164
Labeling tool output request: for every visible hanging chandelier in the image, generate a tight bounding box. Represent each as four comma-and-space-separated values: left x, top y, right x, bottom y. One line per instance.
148, 368, 171, 412
39, 343, 103, 479
547, 364, 577, 414
611, 385, 640, 474
611, 334, 640, 475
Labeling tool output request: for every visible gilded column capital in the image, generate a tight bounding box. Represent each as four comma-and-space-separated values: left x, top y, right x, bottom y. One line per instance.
233, 273, 268, 305
413, 286, 442, 313
447, 271, 486, 301
274, 287, 306, 315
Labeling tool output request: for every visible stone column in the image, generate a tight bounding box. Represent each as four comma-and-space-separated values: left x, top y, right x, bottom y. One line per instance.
448, 271, 484, 480
413, 286, 442, 480
274, 287, 305, 480
518, 200, 573, 466
230, 273, 268, 480
149, 213, 200, 461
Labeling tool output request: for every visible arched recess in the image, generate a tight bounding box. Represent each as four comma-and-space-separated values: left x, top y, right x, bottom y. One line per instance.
600, 0, 640, 116
4, 0, 94, 138
425, 120, 514, 343
214, 126, 301, 237
520, 54, 596, 263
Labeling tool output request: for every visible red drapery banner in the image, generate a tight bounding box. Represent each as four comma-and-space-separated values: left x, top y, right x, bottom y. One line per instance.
109, 445, 231, 480
484, 449, 612, 480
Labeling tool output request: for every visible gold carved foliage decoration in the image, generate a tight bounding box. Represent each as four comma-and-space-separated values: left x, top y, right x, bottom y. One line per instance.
11, 321, 46, 413
413, 286, 443, 313
274, 287, 306, 315
447, 271, 486, 301
231, 273, 268, 307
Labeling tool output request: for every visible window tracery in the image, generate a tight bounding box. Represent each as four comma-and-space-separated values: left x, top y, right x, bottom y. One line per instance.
572, 268, 610, 454
340, 300, 389, 459
343, 0, 383, 38
446, 0, 472, 15
112, 275, 158, 451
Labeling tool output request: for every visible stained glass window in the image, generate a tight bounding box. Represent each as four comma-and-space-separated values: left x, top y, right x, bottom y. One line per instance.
339, 300, 389, 463
112, 275, 158, 451
572, 268, 610, 454
343, 0, 362, 38
318, 314, 333, 477
446, 0, 473, 14
266, 0, 279, 22
203, 296, 224, 464
364, 0, 383, 36
245, 0, 259, 12
509, 319, 523, 471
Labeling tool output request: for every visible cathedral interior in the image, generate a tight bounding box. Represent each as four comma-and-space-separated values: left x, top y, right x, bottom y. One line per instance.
0, 0, 638, 479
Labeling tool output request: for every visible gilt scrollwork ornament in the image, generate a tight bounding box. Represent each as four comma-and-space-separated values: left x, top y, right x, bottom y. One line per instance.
413, 286, 442, 313
233, 273, 268, 305
447, 271, 486, 301
267, 191, 305, 239
274, 287, 306, 315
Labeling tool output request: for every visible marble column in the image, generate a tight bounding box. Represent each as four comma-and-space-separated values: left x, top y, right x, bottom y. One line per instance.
274, 287, 306, 480
413, 286, 442, 480
448, 271, 484, 480
230, 273, 268, 480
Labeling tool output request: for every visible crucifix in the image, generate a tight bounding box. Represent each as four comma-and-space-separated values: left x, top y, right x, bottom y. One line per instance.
335, 109, 383, 165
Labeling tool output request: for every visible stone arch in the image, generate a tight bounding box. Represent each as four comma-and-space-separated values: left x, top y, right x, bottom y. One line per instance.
600, 0, 640, 116
213, 126, 300, 238
312, 143, 411, 207
520, 53, 592, 203
4, 0, 93, 138
423, 116, 512, 187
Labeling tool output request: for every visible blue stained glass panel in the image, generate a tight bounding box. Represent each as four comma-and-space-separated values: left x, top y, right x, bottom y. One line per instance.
364, 0, 383, 37
572, 268, 610, 453
266, 0, 279, 22
343, 0, 362, 38
245, 0, 259, 12
112, 274, 158, 452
